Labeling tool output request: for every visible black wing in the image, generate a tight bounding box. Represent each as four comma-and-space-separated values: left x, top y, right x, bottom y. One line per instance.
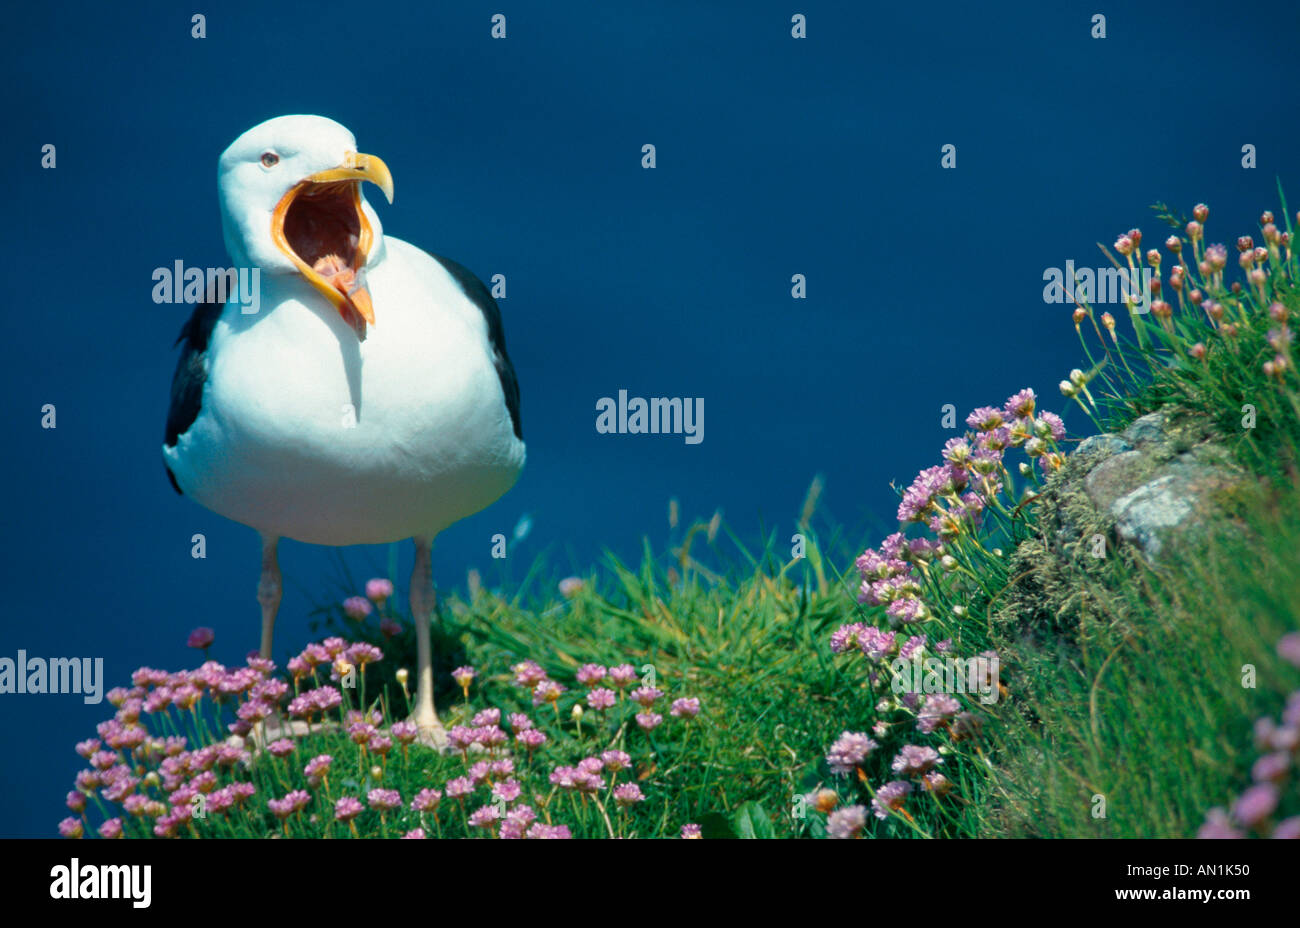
162, 292, 225, 494
427, 252, 522, 440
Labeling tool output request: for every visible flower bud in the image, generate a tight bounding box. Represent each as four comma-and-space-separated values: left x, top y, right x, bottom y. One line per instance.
1146, 249, 1161, 267
395, 668, 409, 685
1165, 235, 1182, 253
1193, 203, 1209, 222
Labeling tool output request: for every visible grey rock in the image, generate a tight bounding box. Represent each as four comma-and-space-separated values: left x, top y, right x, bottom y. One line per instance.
1084, 450, 1151, 512
1109, 462, 1239, 560
1074, 434, 1133, 459
1122, 411, 1172, 447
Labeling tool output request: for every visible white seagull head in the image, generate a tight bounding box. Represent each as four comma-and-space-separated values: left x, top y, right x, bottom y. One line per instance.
218, 114, 395, 339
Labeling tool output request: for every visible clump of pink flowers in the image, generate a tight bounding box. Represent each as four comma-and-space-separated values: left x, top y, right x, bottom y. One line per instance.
58, 634, 400, 840
810, 386, 1064, 836
60, 631, 702, 839
1197, 632, 1300, 839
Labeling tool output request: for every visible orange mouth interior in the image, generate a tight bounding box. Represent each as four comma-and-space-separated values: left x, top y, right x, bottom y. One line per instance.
272, 180, 375, 339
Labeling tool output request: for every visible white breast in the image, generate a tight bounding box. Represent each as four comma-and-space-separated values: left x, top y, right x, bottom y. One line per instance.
163, 238, 526, 545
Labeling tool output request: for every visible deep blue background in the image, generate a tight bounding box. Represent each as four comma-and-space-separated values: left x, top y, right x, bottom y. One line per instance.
4, 1, 1297, 836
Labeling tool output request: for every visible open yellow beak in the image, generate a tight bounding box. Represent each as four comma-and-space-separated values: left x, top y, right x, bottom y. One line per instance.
305, 151, 394, 205
270, 151, 394, 339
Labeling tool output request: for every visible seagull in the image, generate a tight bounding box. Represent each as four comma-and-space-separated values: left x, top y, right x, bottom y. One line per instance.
162, 115, 525, 747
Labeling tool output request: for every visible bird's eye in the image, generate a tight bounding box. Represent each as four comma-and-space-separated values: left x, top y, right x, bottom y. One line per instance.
260, 152, 280, 168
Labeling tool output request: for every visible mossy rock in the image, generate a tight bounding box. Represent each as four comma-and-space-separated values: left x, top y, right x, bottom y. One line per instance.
992, 406, 1247, 653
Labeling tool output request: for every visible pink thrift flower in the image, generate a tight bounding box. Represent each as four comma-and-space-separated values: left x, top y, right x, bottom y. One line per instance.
630, 685, 663, 707
365, 578, 394, 604
670, 697, 701, 719
390, 721, 418, 745
871, 781, 911, 820
511, 660, 546, 687
1233, 784, 1279, 829
368, 789, 402, 812
186, 627, 215, 650
492, 780, 523, 803
608, 664, 637, 688
412, 788, 442, 812
826, 732, 878, 774
526, 823, 572, 839
452, 665, 478, 690
826, 805, 867, 839
891, 745, 942, 777
601, 750, 632, 772
533, 679, 565, 706
468, 804, 501, 828
342, 596, 372, 621
445, 777, 475, 799
1272, 817, 1300, 839
613, 783, 644, 806
304, 754, 333, 782
334, 796, 363, 822
680, 823, 703, 839
1277, 632, 1300, 669
1198, 808, 1243, 839
516, 729, 547, 750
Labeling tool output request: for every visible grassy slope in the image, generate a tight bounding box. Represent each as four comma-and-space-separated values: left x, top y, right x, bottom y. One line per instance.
302, 203, 1300, 840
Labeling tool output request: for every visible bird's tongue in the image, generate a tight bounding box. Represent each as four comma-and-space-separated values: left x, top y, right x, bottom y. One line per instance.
312, 254, 373, 339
